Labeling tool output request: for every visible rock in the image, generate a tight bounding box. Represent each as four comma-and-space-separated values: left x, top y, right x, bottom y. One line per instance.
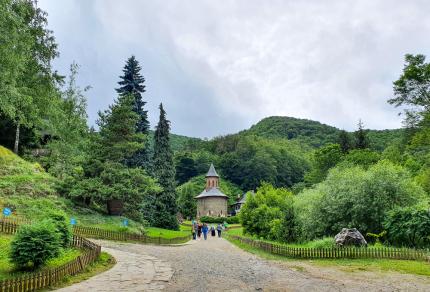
334, 228, 367, 247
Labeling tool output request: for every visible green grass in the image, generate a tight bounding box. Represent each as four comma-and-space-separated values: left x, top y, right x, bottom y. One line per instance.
43, 252, 116, 290
313, 258, 430, 276
225, 233, 430, 277
145, 227, 190, 239
0, 234, 82, 280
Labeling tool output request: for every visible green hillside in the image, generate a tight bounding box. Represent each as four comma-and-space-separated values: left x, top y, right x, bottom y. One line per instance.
240, 116, 403, 150
242, 116, 339, 147
0, 146, 57, 197
0, 146, 145, 232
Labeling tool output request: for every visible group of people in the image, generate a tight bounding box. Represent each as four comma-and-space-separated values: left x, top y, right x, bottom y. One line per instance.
191, 221, 226, 240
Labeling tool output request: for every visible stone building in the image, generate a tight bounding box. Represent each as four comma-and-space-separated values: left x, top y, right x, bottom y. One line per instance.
195, 164, 228, 218
230, 191, 254, 216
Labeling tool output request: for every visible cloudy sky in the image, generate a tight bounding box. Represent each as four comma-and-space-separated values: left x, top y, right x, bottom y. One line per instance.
38, 0, 430, 138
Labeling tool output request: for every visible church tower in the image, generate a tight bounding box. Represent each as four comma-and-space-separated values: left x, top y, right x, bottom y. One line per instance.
205, 163, 219, 190
195, 163, 228, 218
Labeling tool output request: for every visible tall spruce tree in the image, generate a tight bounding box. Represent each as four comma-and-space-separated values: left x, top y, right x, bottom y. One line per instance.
354, 119, 370, 149
97, 94, 142, 163
116, 56, 150, 168
338, 130, 352, 153
152, 103, 179, 230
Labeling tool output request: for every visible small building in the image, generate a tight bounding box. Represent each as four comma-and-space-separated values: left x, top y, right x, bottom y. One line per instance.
230, 191, 254, 216
195, 164, 228, 218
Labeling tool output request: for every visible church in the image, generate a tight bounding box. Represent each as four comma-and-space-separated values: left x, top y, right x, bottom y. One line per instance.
195, 164, 228, 218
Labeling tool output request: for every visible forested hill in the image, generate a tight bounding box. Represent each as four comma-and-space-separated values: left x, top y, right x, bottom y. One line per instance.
241, 116, 339, 147
236, 116, 403, 151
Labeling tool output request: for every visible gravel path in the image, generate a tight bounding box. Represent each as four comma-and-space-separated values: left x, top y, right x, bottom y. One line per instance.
95, 237, 430, 292
56, 247, 173, 291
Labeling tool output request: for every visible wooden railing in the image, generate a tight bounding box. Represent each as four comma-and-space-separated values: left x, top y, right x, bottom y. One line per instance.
226, 234, 430, 261
73, 225, 192, 245
0, 220, 102, 292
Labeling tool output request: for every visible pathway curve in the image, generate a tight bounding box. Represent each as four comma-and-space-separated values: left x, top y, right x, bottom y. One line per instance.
57, 238, 430, 291
91, 237, 430, 292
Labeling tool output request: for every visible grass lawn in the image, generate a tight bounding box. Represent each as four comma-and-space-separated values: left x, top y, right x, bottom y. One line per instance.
145, 227, 190, 239
0, 234, 82, 281
225, 230, 430, 277
43, 252, 115, 290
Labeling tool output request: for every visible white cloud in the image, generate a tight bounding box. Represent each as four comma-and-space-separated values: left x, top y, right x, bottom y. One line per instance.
39, 0, 430, 137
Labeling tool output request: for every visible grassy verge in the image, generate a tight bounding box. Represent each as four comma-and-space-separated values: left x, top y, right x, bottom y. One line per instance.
0, 234, 82, 281
225, 233, 430, 277
43, 252, 115, 291
145, 226, 190, 239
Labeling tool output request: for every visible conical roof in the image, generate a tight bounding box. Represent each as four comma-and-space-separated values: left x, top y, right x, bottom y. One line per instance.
206, 163, 219, 177
195, 187, 228, 199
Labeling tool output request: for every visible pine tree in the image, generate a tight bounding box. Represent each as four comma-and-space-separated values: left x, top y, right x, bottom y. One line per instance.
97, 94, 142, 163
116, 56, 150, 168
151, 103, 179, 230
338, 130, 352, 153
354, 119, 370, 149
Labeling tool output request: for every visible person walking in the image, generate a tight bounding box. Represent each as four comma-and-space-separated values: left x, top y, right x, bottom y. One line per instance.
197, 223, 202, 239
211, 225, 216, 237
191, 221, 197, 240
217, 223, 222, 238
202, 223, 209, 240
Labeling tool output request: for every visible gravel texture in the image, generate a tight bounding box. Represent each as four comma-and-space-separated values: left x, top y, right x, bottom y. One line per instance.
94, 237, 430, 291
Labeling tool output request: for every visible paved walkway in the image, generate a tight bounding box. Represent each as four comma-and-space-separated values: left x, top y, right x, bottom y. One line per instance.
57, 237, 430, 291
56, 247, 173, 292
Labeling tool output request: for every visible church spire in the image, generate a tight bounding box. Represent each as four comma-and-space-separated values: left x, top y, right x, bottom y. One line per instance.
205, 163, 219, 190
206, 163, 219, 177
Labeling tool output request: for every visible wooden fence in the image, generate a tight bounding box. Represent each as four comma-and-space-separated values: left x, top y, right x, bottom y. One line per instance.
226, 234, 430, 261
73, 225, 192, 244
0, 221, 102, 292
0, 217, 31, 226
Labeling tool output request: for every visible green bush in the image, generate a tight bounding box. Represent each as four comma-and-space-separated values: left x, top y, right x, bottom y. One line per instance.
307, 237, 336, 249
295, 160, 425, 240
46, 210, 72, 247
226, 216, 240, 224
199, 216, 225, 224
10, 221, 61, 270
384, 206, 430, 248
240, 183, 296, 242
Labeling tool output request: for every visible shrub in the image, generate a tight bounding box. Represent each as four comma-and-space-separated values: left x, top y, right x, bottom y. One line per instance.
199, 216, 225, 224
10, 221, 61, 269
384, 206, 430, 248
307, 237, 336, 249
240, 183, 296, 242
295, 160, 425, 240
46, 210, 72, 247
226, 216, 240, 224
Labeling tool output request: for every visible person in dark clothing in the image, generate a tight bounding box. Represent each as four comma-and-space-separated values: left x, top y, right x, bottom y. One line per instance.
217, 224, 222, 238
211, 225, 216, 237
197, 223, 202, 238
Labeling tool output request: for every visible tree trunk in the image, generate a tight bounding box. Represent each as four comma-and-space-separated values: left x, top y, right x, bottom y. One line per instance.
14, 121, 20, 154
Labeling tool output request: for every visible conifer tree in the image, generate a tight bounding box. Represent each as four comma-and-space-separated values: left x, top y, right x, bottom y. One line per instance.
97, 94, 142, 163
338, 130, 352, 153
116, 56, 150, 168
354, 119, 370, 149
151, 103, 179, 230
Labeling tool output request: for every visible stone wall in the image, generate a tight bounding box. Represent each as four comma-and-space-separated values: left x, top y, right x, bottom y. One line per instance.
197, 197, 228, 218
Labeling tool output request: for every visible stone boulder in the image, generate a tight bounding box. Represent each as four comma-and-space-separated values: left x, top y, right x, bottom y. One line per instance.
334, 228, 367, 247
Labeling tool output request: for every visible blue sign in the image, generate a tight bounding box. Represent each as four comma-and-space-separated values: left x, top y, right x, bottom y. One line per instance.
70, 218, 77, 226
122, 219, 129, 227
3, 208, 11, 216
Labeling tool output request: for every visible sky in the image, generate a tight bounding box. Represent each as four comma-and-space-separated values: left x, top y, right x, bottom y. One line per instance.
38, 0, 430, 139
